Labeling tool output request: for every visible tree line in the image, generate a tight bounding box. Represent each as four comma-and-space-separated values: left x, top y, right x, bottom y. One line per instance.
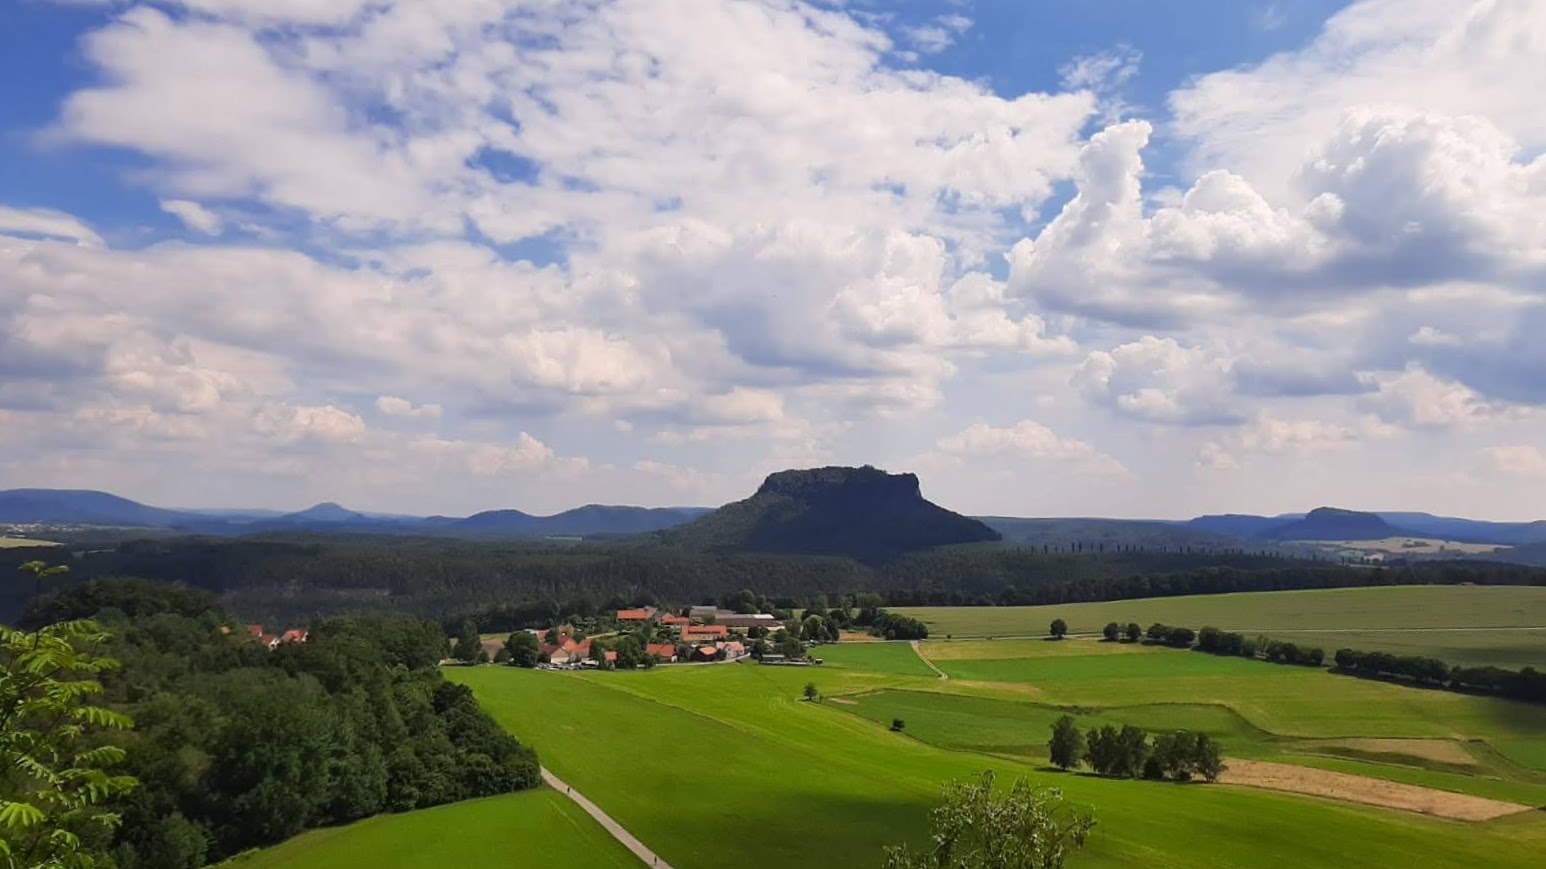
1048, 716, 1224, 782
19, 577, 541, 868
13, 534, 1545, 627
1333, 648, 1546, 703
5, 536, 1545, 630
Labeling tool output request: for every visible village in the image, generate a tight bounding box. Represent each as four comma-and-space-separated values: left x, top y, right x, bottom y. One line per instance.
475, 604, 825, 670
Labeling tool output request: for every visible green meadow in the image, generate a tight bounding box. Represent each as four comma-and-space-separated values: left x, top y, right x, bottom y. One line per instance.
448, 653, 1546, 869
894, 585, 1546, 667
815, 639, 942, 676
924, 638, 1546, 768
224, 789, 638, 868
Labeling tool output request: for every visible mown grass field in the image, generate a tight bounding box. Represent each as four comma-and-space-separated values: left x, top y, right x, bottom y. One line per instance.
815, 639, 941, 676
449, 656, 1546, 869
895, 585, 1546, 667
921, 637, 1546, 769
224, 789, 638, 868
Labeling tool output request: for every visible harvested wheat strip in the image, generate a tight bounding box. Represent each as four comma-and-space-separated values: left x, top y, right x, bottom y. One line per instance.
1220, 758, 1535, 822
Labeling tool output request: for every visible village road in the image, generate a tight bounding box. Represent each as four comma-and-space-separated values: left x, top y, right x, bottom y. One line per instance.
542, 767, 675, 868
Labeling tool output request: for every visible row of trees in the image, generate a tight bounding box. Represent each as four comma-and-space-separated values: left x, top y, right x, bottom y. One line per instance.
1196, 626, 1325, 666
1100, 621, 1143, 642
1144, 623, 1197, 648
869, 611, 929, 640
1334, 649, 1546, 702
22, 576, 541, 868
1048, 716, 1224, 782
17, 534, 1545, 629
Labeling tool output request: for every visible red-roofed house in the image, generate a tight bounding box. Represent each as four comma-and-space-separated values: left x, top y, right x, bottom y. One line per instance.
259, 633, 281, 651
660, 614, 690, 628
646, 643, 678, 662
545, 644, 576, 665
616, 606, 658, 623
246, 624, 264, 638
683, 624, 728, 641
693, 644, 721, 661
280, 629, 309, 644
603, 650, 618, 663
722, 641, 746, 659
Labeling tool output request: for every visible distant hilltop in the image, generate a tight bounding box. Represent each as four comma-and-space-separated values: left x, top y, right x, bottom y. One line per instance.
3, 483, 1544, 558
660, 465, 1000, 562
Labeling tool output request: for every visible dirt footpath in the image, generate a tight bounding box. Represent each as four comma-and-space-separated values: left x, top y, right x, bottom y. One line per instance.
1221, 758, 1534, 821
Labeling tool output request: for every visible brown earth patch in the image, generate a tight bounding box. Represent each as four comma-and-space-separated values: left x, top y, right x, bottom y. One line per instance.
827, 697, 858, 706
1220, 758, 1533, 821
839, 631, 885, 643
1318, 738, 1478, 767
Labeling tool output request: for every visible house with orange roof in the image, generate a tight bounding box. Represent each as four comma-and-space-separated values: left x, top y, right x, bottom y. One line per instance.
722, 641, 746, 659
246, 624, 264, 638
646, 642, 678, 662
259, 633, 281, 651
616, 606, 658, 623
693, 644, 721, 662
280, 629, 309, 644
683, 624, 728, 642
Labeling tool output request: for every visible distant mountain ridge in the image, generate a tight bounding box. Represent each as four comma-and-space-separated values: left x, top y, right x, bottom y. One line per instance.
1189, 508, 1546, 546
3, 486, 1541, 551
660, 465, 999, 562
0, 488, 709, 539
0, 489, 195, 528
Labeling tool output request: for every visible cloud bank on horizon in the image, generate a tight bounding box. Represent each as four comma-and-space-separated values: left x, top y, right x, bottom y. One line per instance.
1, 0, 1543, 518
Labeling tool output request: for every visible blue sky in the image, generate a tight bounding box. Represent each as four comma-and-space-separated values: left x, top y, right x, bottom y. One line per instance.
2, 0, 1544, 519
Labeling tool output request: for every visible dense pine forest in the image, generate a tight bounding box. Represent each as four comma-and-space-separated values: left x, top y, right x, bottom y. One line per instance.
5, 535, 1545, 631
18, 579, 540, 868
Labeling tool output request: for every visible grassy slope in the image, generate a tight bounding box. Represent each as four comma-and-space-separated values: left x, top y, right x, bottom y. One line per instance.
815, 640, 941, 677
895, 585, 1546, 667
225, 789, 638, 868
842, 688, 1546, 806
922, 638, 1546, 766
452, 664, 1546, 869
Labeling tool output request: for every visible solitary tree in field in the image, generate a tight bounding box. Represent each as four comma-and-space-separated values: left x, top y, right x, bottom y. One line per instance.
1101, 623, 1120, 642
802, 682, 820, 703
1049, 619, 1068, 640
1124, 623, 1141, 643
883, 771, 1095, 869
891, 718, 906, 732
1048, 716, 1084, 771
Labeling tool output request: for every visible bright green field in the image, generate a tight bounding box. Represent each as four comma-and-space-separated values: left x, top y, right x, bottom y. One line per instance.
842, 688, 1546, 806
815, 641, 941, 676
450, 659, 1546, 869
225, 789, 638, 868
895, 585, 1546, 667
925, 638, 1546, 769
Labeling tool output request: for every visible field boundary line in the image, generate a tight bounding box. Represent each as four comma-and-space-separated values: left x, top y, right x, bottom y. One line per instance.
542, 768, 673, 868
910, 640, 949, 679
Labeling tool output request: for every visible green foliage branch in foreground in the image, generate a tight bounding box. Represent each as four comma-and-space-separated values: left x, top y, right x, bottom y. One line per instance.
883, 770, 1095, 869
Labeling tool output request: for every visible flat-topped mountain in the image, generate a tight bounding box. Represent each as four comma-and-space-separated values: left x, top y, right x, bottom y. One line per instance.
1262, 507, 1398, 541
660, 465, 999, 562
